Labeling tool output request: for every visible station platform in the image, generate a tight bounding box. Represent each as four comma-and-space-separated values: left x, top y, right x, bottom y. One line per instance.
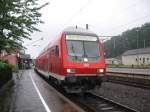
9, 69, 79, 112
107, 68, 150, 75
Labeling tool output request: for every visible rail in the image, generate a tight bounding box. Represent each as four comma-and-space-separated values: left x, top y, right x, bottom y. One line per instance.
107, 68, 150, 75
106, 72, 150, 89
36, 69, 140, 112
69, 92, 139, 112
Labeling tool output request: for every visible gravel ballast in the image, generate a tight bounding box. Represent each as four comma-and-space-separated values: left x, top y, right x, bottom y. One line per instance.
94, 82, 150, 112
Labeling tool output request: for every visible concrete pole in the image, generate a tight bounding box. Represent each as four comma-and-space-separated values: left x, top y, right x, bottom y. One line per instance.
86, 24, 88, 30
114, 38, 115, 49
136, 29, 139, 65
144, 39, 146, 48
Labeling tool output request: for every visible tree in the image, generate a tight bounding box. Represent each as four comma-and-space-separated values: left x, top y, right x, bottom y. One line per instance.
104, 22, 150, 58
0, 0, 48, 53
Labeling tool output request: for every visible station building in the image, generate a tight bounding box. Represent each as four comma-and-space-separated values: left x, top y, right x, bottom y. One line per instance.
122, 47, 150, 65
0, 49, 32, 69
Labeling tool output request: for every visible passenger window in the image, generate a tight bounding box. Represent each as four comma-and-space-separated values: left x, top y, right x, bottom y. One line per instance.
55, 45, 59, 56
51, 49, 55, 55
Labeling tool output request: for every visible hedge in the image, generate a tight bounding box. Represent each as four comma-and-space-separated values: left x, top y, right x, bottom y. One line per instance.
0, 60, 13, 88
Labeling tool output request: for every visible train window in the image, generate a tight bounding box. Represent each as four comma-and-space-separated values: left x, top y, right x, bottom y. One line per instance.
66, 35, 100, 62
51, 48, 55, 55
66, 41, 84, 57
55, 45, 59, 56
84, 41, 100, 58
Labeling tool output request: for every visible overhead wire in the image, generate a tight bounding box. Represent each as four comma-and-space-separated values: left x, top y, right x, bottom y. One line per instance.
62, 0, 149, 38
89, 0, 149, 36
62, 0, 92, 28
106, 0, 150, 33
25, 37, 44, 46
80, 0, 140, 28
109, 14, 150, 32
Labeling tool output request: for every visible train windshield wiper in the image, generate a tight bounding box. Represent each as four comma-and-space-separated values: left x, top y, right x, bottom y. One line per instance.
71, 42, 78, 60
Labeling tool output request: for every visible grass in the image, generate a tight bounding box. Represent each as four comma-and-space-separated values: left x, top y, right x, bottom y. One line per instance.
0, 80, 14, 112
0, 60, 14, 88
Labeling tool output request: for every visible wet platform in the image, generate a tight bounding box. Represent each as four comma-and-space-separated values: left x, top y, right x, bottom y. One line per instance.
10, 69, 82, 112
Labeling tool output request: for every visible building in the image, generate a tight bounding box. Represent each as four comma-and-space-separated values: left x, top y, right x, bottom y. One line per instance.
0, 49, 32, 69
18, 54, 32, 69
1, 54, 18, 66
106, 58, 121, 65
122, 47, 150, 65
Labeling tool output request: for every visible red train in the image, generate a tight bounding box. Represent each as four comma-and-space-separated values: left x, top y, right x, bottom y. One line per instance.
35, 27, 106, 93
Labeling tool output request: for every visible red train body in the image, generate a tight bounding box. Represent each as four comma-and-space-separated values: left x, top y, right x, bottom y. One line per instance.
35, 27, 106, 93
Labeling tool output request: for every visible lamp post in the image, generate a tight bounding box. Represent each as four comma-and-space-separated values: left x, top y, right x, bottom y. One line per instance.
136, 29, 139, 65
136, 29, 139, 49
144, 39, 146, 48
113, 38, 116, 49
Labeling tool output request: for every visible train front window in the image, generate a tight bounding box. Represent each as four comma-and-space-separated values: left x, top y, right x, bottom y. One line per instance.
84, 41, 100, 58
66, 35, 100, 62
66, 41, 84, 57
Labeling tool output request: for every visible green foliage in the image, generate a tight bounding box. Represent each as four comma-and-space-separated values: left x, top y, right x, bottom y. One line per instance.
104, 22, 150, 58
0, 60, 13, 88
0, 0, 49, 53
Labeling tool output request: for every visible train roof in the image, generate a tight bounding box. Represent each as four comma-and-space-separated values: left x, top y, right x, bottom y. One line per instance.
37, 27, 98, 58
63, 27, 98, 37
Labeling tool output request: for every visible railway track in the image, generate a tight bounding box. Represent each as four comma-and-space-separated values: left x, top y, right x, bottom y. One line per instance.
69, 92, 139, 112
106, 72, 150, 89
107, 78, 150, 89
36, 70, 139, 112
107, 72, 150, 80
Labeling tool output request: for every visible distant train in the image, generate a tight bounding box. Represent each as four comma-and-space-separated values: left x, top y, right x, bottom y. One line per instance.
35, 27, 106, 93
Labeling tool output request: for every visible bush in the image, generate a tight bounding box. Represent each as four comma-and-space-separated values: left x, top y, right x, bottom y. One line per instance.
0, 61, 13, 88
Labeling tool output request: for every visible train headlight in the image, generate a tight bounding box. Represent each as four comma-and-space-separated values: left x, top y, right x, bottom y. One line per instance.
67, 69, 71, 73
97, 69, 104, 73
67, 69, 75, 73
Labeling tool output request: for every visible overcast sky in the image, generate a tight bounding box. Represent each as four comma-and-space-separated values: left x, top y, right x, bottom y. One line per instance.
23, 0, 150, 58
